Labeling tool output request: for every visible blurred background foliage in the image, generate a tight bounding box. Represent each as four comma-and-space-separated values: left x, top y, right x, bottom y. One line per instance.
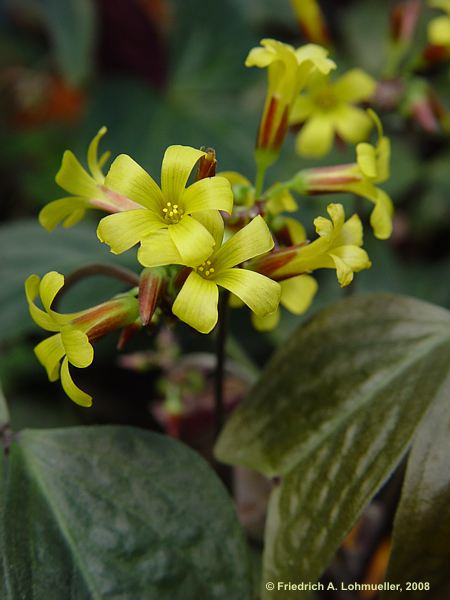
0, 0, 449, 438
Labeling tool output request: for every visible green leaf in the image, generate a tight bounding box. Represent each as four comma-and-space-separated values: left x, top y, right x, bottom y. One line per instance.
0, 220, 138, 343
12, 0, 96, 85
1, 426, 252, 600
381, 379, 450, 599
215, 294, 450, 592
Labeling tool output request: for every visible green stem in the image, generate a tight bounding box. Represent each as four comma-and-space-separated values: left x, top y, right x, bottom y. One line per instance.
214, 291, 232, 492
254, 162, 267, 198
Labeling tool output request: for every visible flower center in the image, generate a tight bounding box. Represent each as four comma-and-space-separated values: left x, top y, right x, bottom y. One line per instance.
196, 259, 215, 278
314, 89, 338, 110
162, 201, 184, 224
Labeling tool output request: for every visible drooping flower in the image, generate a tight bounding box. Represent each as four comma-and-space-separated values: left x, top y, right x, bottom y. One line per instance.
290, 68, 376, 157
25, 271, 139, 406
250, 203, 371, 288
97, 145, 233, 266
428, 0, 450, 48
290, 110, 393, 239
246, 39, 335, 163
172, 216, 281, 333
290, 0, 331, 46
39, 127, 140, 231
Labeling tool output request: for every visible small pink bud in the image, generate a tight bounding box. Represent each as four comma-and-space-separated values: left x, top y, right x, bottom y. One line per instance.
139, 268, 166, 326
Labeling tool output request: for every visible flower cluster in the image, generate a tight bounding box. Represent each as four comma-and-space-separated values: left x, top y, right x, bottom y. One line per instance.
27, 38, 393, 405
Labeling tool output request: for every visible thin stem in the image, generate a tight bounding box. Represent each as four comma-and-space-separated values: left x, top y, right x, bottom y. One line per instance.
214, 291, 229, 438
214, 291, 233, 493
254, 161, 267, 198
54, 263, 140, 308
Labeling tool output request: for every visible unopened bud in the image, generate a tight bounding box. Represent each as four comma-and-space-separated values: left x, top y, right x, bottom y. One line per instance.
139, 268, 166, 326
196, 148, 217, 179
390, 0, 421, 44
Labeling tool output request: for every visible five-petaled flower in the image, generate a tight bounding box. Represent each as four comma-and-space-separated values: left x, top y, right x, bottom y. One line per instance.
25, 271, 139, 406
290, 68, 376, 157
97, 145, 233, 266
172, 216, 281, 333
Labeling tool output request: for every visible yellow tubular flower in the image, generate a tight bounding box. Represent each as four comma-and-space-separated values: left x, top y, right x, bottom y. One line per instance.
428, 0, 450, 47
39, 127, 140, 231
250, 204, 371, 288
97, 146, 233, 266
246, 39, 335, 162
25, 272, 139, 406
294, 110, 393, 239
172, 216, 281, 334
290, 69, 376, 157
290, 0, 330, 46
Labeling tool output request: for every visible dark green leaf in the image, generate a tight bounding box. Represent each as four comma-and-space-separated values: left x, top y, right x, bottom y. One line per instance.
215, 294, 450, 592
1, 426, 252, 600
381, 379, 450, 599
0, 220, 138, 343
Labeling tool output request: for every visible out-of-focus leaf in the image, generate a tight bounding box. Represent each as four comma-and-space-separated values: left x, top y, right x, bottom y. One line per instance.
215, 294, 450, 593
0, 220, 137, 343
10, 0, 96, 85
381, 379, 450, 599
1, 426, 252, 600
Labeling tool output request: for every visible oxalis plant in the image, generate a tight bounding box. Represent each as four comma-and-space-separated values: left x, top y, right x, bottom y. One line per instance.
1, 6, 450, 600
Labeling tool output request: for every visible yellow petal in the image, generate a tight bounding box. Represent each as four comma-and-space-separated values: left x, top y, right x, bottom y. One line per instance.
87, 126, 108, 182
215, 268, 281, 316
60, 357, 92, 407
333, 68, 376, 103
97, 209, 165, 254
39, 197, 88, 232
370, 189, 394, 240
294, 44, 336, 75
172, 272, 219, 334
55, 150, 98, 198
138, 229, 183, 267
289, 95, 315, 124
40, 271, 65, 314
161, 145, 205, 203
356, 142, 377, 178
280, 275, 318, 314
168, 216, 215, 265
428, 15, 450, 45
334, 105, 373, 144
105, 154, 164, 212
192, 210, 225, 248
214, 216, 274, 272
296, 116, 334, 157
181, 177, 233, 214
25, 275, 59, 331
335, 213, 363, 247
218, 171, 252, 187
252, 308, 280, 332
284, 217, 307, 244
34, 334, 65, 381
61, 328, 94, 368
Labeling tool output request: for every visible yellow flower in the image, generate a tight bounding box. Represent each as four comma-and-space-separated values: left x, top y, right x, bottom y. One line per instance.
290, 69, 376, 157
97, 146, 233, 266
25, 272, 139, 406
251, 203, 371, 288
428, 0, 450, 47
293, 110, 393, 239
246, 39, 335, 161
290, 0, 330, 46
172, 216, 281, 333
39, 127, 140, 231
